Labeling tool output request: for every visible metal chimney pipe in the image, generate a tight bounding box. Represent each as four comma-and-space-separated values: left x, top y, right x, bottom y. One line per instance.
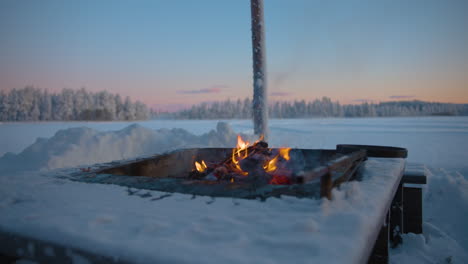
250, 0, 268, 138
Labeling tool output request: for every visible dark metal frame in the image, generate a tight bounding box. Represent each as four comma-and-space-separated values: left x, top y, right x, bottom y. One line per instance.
1, 145, 427, 264
368, 165, 427, 264
72, 147, 367, 200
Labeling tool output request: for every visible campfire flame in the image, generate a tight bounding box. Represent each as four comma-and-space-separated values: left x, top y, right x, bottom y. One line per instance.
230, 135, 250, 176
279, 148, 291, 161
192, 135, 293, 185
264, 155, 279, 172
195, 160, 207, 172
263, 147, 291, 173
236, 134, 250, 151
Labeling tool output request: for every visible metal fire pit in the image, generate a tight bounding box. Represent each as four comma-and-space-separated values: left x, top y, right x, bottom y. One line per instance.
1, 144, 416, 264
72, 146, 371, 200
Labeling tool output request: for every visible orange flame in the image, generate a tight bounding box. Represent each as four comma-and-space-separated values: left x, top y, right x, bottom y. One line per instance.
194, 135, 293, 185
279, 148, 291, 161
237, 135, 250, 150
263, 148, 290, 173
230, 135, 250, 176
231, 152, 248, 176
264, 155, 279, 172
195, 160, 207, 172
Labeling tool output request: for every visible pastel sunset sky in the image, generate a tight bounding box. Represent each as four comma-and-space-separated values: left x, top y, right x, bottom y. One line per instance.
1, 0, 467, 111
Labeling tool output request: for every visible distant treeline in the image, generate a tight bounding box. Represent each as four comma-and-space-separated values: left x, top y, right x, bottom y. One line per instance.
2, 87, 467, 121
165, 97, 468, 119
0, 87, 149, 121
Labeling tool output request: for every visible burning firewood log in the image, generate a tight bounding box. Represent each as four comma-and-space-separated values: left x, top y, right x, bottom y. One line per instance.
190, 135, 292, 186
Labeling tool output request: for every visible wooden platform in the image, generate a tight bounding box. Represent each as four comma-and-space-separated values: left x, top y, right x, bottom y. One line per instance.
0, 158, 407, 264
369, 163, 427, 264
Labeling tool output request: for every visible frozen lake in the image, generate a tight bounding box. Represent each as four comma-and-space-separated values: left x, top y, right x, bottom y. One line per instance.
1, 116, 467, 171
0, 116, 467, 263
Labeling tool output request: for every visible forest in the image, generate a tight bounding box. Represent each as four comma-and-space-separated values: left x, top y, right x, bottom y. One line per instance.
1, 87, 467, 121
0, 87, 149, 121
168, 97, 468, 119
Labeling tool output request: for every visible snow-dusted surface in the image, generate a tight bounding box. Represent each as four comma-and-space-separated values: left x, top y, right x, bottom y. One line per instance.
0, 117, 467, 263
0, 122, 242, 173
0, 158, 404, 264
2, 117, 467, 170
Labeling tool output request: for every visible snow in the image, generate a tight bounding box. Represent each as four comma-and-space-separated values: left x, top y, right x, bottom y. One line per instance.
423, 169, 468, 250
391, 224, 468, 263
0, 157, 404, 264
0, 117, 467, 263
0, 122, 242, 173
2, 117, 467, 169
0, 119, 239, 156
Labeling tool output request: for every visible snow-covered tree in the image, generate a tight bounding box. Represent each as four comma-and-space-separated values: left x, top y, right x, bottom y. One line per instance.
0, 87, 150, 121
167, 98, 468, 119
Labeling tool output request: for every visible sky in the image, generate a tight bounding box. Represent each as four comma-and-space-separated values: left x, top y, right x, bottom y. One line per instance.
1, 0, 467, 110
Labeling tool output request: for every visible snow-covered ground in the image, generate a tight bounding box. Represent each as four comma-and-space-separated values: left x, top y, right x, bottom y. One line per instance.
2, 117, 467, 171
0, 117, 467, 263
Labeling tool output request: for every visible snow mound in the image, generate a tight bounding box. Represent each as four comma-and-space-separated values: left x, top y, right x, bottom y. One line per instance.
391, 226, 468, 264
0, 122, 241, 172
390, 167, 468, 263
424, 168, 468, 249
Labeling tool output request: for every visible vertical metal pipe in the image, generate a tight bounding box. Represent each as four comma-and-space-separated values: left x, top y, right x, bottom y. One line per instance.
250, 0, 268, 138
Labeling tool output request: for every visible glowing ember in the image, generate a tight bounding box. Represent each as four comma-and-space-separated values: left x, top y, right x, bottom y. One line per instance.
269, 175, 291, 185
